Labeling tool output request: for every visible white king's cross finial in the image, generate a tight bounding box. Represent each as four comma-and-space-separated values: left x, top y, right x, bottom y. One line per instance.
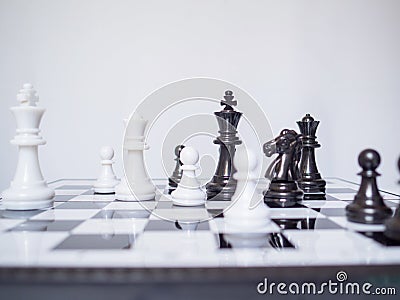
17, 83, 39, 106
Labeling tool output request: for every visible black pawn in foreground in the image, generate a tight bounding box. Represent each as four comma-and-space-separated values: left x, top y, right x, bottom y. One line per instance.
263, 129, 303, 207
296, 114, 326, 199
384, 157, 400, 241
206, 90, 242, 201
168, 145, 185, 194
346, 149, 392, 224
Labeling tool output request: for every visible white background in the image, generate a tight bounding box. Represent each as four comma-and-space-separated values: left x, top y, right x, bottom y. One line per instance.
0, 0, 399, 192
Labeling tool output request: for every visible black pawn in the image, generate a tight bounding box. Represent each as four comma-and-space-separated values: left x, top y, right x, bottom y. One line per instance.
296, 114, 326, 199
168, 145, 185, 194
384, 157, 400, 241
346, 149, 392, 224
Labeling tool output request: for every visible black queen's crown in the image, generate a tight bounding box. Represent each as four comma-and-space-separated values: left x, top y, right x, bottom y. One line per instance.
297, 113, 320, 147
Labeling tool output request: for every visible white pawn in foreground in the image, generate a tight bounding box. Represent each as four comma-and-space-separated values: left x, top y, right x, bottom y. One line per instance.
224, 147, 271, 231
93, 146, 119, 194
171, 146, 206, 206
2, 83, 54, 210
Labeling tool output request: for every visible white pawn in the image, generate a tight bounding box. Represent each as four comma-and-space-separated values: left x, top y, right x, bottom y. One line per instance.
171, 146, 206, 206
93, 146, 119, 194
224, 147, 271, 231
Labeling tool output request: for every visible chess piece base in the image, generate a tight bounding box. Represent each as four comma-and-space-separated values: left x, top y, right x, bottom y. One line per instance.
264, 181, 303, 207
114, 177, 155, 201
115, 194, 136, 201
206, 180, 236, 201
172, 197, 206, 207
2, 181, 54, 210
116, 192, 155, 201
297, 177, 326, 194
303, 193, 326, 200
346, 201, 392, 224
93, 178, 119, 194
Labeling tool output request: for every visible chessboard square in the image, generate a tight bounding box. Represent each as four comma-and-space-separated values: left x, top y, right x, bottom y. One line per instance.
325, 195, 340, 201
55, 189, 87, 196
135, 231, 217, 253
54, 234, 133, 250
152, 208, 210, 222
157, 193, 172, 201
72, 219, 148, 234
302, 200, 348, 209
314, 208, 347, 217
81, 190, 96, 195
56, 185, 93, 190
155, 201, 174, 209
0, 219, 25, 232
209, 218, 280, 234
104, 201, 157, 210
359, 232, 400, 247
384, 200, 400, 208
144, 219, 209, 231
328, 217, 385, 232
269, 208, 323, 219
326, 188, 357, 193
31, 209, 99, 220
313, 218, 345, 229
93, 210, 151, 219
53, 195, 77, 202
382, 193, 400, 200
283, 229, 380, 251
272, 218, 344, 230
205, 201, 231, 210
56, 201, 109, 209
1, 232, 69, 258
69, 194, 116, 202
329, 193, 356, 201
9, 220, 82, 232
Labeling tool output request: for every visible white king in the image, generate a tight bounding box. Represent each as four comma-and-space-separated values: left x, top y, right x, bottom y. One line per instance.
2, 83, 55, 210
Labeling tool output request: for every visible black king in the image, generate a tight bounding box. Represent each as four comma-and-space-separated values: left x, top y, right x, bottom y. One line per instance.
206, 90, 242, 201
296, 113, 326, 198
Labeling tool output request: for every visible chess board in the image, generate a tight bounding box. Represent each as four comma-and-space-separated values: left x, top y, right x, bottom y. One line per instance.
1, 178, 400, 299
1, 177, 400, 269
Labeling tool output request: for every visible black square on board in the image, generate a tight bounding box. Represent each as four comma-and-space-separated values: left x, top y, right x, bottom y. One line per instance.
54, 234, 133, 250
9, 220, 82, 232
